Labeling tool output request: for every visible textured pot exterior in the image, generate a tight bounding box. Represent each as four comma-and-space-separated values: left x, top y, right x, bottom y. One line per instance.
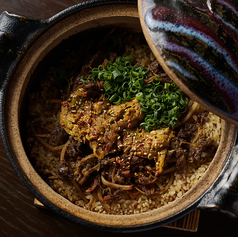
138, 0, 238, 126
0, 0, 237, 232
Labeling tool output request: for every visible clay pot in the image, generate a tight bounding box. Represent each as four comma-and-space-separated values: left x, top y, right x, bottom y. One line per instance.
0, 0, 238, 232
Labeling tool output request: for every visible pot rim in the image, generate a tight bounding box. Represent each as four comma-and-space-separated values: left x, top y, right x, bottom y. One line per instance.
1, 1, 237, 232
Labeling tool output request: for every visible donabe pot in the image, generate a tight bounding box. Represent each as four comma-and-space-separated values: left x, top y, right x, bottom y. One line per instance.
0, 0, 238, 232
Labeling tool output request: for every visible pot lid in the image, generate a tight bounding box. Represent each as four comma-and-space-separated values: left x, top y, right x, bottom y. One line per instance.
138, 0, 238, 126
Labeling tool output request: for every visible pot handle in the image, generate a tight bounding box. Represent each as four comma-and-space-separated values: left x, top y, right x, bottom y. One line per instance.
0, 11, 48, 88
197, 135, 238, 218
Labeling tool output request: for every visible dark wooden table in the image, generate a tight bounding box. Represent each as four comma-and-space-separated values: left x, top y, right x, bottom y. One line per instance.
0, 0, 238, 236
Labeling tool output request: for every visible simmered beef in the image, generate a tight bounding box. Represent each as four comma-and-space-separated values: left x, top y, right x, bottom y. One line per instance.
50, 124, 69, 146
189, 135, 216, 163
168, 110, 217, 170
60, 93, 145, 159
61, 88, 174, 174
73, 51, 106, 91
67, 136, 83, 159
58, 160, 70, 178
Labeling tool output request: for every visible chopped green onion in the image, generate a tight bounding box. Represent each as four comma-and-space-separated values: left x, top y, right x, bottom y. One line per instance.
109, 94, 119, 103
112, 70, 122, 80
103, 81, 112, 92
80, 77, 87, 85
136, 92, 144, 100
82, 55, 188, 131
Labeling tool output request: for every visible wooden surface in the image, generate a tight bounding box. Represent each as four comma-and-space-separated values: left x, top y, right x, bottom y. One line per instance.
0, 0, 238, 236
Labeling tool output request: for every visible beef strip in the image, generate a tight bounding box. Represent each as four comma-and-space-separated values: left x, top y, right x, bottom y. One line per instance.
72, 51, 106, 91
148, 60, 160, 75
146, 60, 171, 83
67, 136, 83, 160
50, 124, 69, 146
168, 110, 217, 170
177, 123, 198, 140
58, 160, 70, 178
84, 81, 104, 99
189, 135, 216, 163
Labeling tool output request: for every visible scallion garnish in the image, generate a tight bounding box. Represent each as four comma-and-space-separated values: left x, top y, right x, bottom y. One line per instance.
82, 55, 188, 131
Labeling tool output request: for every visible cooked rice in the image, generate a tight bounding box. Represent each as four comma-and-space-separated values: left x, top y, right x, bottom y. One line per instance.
27, 32, 221, 215
29, 139, 214, 214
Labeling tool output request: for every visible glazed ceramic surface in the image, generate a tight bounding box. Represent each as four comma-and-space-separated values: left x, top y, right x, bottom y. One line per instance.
138, 0, 238, 126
